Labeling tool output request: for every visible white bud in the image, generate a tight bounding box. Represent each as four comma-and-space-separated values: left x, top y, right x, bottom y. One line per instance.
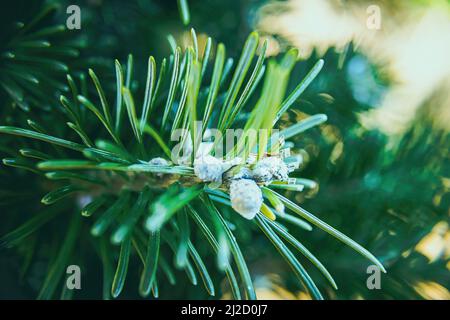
229, 179, 263, 219
194, 155, 224, 182
252, 156, 289, 184
149, 157, 170, 177
149, 157, 169, 166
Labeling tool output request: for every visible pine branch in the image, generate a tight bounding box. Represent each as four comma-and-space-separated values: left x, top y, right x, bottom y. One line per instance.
0, 24, 386, 300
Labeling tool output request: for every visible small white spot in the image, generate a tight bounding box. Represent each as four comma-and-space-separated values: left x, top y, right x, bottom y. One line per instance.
149, 157, 169, 166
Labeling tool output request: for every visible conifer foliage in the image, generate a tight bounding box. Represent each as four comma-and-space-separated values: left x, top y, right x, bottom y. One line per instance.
0, 0, 391, 299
